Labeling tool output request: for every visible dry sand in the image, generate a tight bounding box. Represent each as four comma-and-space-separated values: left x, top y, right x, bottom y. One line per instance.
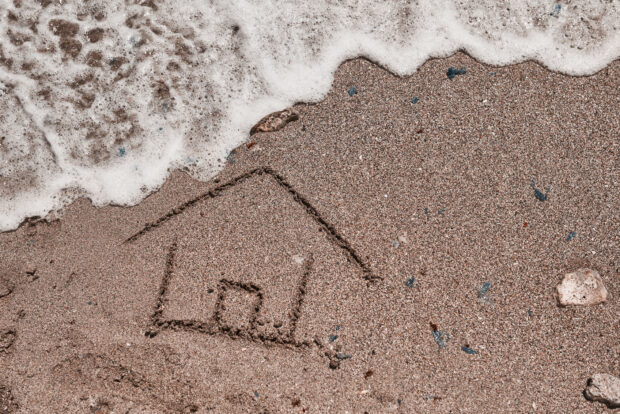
0, 54, 618, 413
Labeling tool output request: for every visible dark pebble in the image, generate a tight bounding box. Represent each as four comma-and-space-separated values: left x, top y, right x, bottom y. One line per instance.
461, 346, 478, 355
447, 67, 466, 79
530, 180, 549, 201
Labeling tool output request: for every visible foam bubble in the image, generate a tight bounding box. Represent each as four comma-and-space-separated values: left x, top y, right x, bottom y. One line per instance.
0, 0, 618, 231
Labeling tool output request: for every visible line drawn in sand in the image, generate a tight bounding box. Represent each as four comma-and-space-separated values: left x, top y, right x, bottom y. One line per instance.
128, 167, 380, 368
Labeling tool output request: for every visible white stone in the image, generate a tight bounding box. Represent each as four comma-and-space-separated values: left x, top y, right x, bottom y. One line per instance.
584, 373, 620, 408
556, 268, 608, 306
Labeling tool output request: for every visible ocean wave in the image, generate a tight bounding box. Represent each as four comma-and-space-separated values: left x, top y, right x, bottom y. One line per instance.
1, 0, 618, 230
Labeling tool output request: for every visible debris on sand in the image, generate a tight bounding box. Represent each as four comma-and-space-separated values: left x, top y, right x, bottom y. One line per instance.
348, 86, 357, 96
461, 345, 478, 355
565, 231, 577, 241
411, 97, 419, 104
477, 281, 492, 305
557, 268, 608, 306
584, 373, 620, 408
530, 179, 549, 202
430, 323, 449, 349
405, 277, 415, 288
446, 67, 466, 79
250, 108, 299, 135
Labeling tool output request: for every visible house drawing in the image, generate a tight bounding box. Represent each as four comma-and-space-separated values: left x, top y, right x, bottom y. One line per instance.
126, 167, 379, 368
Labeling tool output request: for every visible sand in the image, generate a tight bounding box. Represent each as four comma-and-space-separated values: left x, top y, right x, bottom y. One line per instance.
0, 54, 618, 413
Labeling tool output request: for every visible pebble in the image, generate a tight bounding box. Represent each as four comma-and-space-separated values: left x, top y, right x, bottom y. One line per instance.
446, 67, 466, 79
432, 330, 449, 349
348, 86, 357, 96
249, 108, 299, 135
461, 346, 478, 355
477, 281, 492, 305
404, 277, 415, 288
557, 268, 608, 306
411, 97, 419, 104
584, 373, 620, 408
530, 179, 549, 202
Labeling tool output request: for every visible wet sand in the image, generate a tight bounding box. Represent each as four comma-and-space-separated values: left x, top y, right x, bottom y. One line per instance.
0, 54, 618, 413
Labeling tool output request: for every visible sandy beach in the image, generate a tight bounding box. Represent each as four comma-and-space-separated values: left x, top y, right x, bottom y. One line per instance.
0, 54, 618, 412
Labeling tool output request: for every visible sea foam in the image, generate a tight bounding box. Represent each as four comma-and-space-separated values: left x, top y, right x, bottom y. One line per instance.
0, 0, 618, 231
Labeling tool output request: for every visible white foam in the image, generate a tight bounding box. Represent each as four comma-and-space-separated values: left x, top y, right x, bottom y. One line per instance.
0, 0, 618, 231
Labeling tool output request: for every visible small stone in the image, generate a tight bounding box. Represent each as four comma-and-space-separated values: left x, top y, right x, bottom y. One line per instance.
411, 97, 419, 104
461, 345, 478, 355
432, 330, 449, 349
347, 86, 357, 96
557, 268, 608, 306
404, 277, 415, 288
446, 67, 466, 79
584, 373, 620, 408
530, 179, 549, 202
249, 108, 299, 135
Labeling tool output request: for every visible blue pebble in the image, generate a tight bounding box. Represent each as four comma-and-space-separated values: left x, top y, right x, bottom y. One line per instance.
528, 309, 533, 317
119, 147, 126, 157
411, 97, 419, 104
432, 330, 448, 349
478, 282, 491, 297
405, 277, 415, 288
254, 391, 259, 398
348, 86, 357, 96
551, 4, 561, 16
447, 67, 467, 79
566, 231, 577, 241
490, 72, 496, 76
329, 334, 338, 343
461, 346, 478, 355
530, 180, 549, 202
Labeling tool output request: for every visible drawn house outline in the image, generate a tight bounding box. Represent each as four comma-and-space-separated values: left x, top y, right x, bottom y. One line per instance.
126, 167, 380, 367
